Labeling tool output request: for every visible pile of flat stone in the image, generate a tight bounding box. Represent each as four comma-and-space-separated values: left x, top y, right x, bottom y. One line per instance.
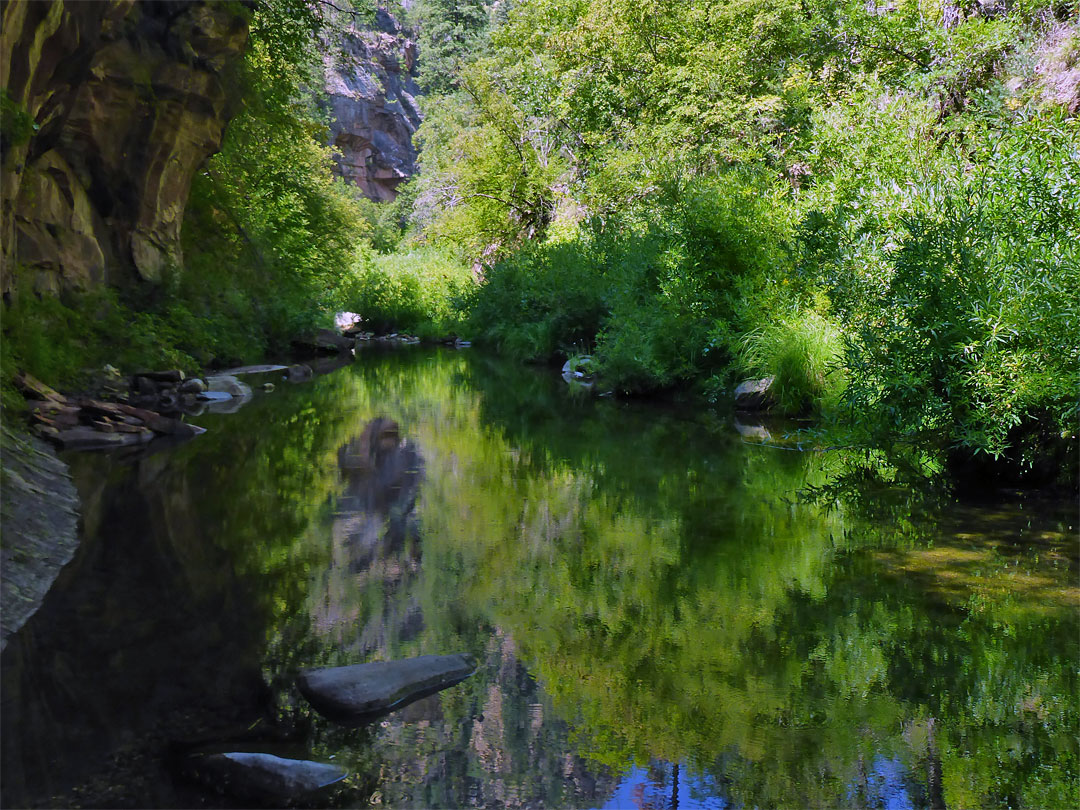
13, 362, 337, 453
15, 373, 205, 451
373, 332, 421, 345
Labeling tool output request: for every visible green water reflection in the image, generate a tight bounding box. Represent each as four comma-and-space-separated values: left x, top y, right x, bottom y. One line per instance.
287, 350, 1078, 809
2, 348, 1075, 808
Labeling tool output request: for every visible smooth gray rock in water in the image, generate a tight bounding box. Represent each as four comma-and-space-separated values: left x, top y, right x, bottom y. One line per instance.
190, 752, 347, 802
179, 378, 207, 394
298, 653, 476, 723
1, 426, 81, 651
734, 376, 776, 411
204, 375, 253, 400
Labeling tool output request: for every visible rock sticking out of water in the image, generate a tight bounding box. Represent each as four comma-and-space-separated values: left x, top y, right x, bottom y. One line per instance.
298, 653, 477, 724
186, 752, 347, 803
734, 377, 775, 411
204, 375, 253, 400
374, 333, 421, 345
294, 328, 356, 355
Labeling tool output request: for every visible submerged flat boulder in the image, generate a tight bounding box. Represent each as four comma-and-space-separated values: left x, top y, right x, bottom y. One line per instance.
188, 752, 347, 802
195, 391, 233, 402
217, 364, 289, 376
298, 653, 476, 724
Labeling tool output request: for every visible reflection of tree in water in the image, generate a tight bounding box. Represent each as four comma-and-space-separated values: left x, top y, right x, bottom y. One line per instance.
310, 417, 425, 654
302, 418, 618, 808
360, 629, 617, 809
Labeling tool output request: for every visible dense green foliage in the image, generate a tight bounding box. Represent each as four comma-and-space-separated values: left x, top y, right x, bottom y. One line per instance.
175, 0, 372, 361
406, 0, 491, 95
352, 246, 474, 337
398, 0, 1079, 479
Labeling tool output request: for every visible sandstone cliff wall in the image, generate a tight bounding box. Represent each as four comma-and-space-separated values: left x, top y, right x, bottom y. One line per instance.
0, 0, 249, 295
324, 7, 421, 202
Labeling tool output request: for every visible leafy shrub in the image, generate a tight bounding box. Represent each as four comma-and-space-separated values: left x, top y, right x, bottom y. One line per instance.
351, 247, 475, 337
0, 89, 36, 147
465, 170, 794, 390
0, 280, 199, 394
597, 173, 794, 391
837, 119, 1079, 465
467, 237, 609, 360
354, 182, 419, 253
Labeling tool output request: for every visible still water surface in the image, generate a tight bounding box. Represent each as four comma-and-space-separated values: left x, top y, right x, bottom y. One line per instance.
2, 348, 1076, 808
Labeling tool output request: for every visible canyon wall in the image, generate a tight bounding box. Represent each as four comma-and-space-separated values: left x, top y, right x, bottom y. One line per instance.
0, 0, 249, 295
324, 7, 421, 202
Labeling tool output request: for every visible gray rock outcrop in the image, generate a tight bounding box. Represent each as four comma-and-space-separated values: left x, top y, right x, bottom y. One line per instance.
734, 377, 776, 411
324, 8, 421, 201
0, 424, 81, 651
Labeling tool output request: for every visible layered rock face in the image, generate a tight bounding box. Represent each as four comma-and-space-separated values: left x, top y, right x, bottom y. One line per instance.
324, 8, 421, 202
0, 0, 249, 294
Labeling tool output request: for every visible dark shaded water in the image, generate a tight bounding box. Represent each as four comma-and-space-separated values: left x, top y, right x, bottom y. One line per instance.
2, 349, 1077, 808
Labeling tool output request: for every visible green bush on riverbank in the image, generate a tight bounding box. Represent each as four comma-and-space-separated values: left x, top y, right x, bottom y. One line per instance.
399, 0, 1079, 482
351, 247, 475, 337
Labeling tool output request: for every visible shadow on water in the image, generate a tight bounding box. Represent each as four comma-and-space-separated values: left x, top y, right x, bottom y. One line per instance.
2, 348, 1076, 808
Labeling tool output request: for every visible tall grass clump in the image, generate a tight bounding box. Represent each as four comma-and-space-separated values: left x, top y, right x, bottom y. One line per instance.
735, 310, 845, 415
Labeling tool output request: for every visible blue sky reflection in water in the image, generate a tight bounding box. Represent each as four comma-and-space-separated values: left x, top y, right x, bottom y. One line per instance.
600, 763, 729, 810
1, 348, 1075, 808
